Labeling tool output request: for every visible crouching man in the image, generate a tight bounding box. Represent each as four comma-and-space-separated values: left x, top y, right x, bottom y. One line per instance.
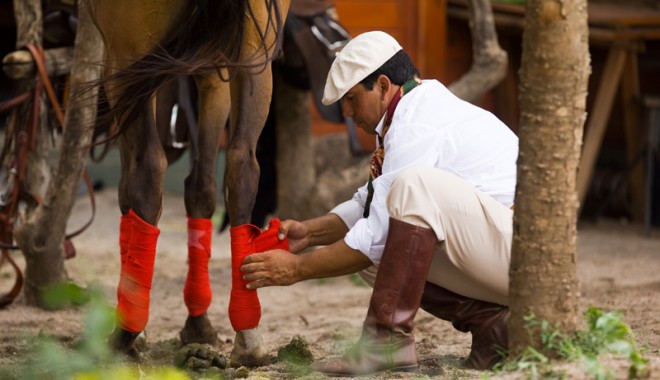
240, 30, 517, 376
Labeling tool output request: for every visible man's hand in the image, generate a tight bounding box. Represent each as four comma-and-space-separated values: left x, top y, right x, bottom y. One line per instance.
277, 220, 309, 253
241, 249, 301, 289
241, 240, 372, 289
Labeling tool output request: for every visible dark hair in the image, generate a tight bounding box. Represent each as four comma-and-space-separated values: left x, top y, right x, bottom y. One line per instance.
359, 50, 420, 90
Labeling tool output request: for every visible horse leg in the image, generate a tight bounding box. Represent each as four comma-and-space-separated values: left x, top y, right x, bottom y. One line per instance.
225, 68, 269, 365
224, 0, 291, 366
178, 73, 231, 346
87, 0, 191, 355
109, 100, 168, 358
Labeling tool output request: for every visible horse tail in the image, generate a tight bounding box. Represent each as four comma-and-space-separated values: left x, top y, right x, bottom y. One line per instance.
97, 0, 285, 141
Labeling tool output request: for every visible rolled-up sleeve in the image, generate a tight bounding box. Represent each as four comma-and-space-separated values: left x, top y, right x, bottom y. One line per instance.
341, 175, 392, 264
330, 181, 388, 264
329, 199, 362, 229
343, 217, 388, 264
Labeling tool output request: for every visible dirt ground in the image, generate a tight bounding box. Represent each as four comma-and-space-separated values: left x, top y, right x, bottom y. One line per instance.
0, 188, 659, 379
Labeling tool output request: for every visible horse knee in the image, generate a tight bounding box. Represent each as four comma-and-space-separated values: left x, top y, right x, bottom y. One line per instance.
184, 175, 217, 217
226, 144, 258, 175
120, 145, 168, 220
226, 142, 252, 162
139, 145, 168, 185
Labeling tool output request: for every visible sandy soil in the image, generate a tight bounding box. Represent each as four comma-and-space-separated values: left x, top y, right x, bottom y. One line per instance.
0, 188, 659, 379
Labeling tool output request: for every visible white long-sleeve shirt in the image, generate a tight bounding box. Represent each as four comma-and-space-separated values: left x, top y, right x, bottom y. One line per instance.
330, 79, 518, 264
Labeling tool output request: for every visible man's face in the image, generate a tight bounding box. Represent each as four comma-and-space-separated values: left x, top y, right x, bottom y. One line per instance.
340, 82, 387, 135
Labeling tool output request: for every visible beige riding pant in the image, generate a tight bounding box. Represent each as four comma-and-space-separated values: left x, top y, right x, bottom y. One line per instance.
359, 167, 513, 306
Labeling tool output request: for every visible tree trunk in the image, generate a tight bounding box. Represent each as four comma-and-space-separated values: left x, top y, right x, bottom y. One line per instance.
448, 0, 508, 103
273, 69, 316, 221
509, 0, 590, 355
14, 0, 103, 308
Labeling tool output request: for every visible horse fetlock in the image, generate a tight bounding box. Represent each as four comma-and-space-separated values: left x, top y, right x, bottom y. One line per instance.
230, 328, 270, 367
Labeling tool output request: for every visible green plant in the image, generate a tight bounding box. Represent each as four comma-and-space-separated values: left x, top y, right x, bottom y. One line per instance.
5, 282, 192, 380
496, 307, 649, 379
578, 307, 649, 379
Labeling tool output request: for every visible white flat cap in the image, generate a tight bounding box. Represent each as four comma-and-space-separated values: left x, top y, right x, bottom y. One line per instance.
322, 31, 402, 105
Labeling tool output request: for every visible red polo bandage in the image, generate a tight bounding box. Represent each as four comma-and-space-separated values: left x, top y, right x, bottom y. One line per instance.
117, 214, 131, 302
184, 217, 213, 317
116, 209, 160, 333
228, 218, 289, 331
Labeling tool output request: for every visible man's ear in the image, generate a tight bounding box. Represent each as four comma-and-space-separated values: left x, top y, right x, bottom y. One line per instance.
377, 75, 392, 97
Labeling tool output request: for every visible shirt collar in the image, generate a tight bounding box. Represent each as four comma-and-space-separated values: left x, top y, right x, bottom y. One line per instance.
375, 114, 386, 138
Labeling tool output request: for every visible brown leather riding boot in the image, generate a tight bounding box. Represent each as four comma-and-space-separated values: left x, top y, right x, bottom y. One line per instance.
420, 282, 509, 370
314, 218, 437, 376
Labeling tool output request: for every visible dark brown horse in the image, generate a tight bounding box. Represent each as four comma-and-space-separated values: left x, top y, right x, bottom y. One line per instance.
84, 0, 290, 365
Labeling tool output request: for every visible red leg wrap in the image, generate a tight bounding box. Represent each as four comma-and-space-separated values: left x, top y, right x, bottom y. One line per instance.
116, 209, 160, 333
117, 214, 131, 302
228, 218, 289, 331
229, 224, 261, 331
255, 218, 290, 253
184, 217, 213, 317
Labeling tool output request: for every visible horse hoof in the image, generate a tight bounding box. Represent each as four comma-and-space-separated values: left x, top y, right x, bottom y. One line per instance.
108, 328, 145, 361
179, 313, 219, 346
230, 328, 271, 368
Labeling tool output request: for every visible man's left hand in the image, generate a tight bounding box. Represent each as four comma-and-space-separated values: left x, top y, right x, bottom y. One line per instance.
240, 250, 301, 289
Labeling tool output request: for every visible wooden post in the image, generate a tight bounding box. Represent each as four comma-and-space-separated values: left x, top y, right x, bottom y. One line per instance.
620, 47, 645, 222
577, 46, 627, 213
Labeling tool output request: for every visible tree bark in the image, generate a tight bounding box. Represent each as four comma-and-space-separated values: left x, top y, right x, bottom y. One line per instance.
273, 70, 316, 221
14, 0, 103, 308
13, 0, 42, 47
448, 0, 508, 103
509, 0, 590, 354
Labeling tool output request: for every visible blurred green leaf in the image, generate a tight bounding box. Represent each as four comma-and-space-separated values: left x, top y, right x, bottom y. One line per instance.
42, 282, 92, 309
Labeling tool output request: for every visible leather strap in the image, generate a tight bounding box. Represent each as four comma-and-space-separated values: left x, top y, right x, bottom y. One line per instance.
24, 44, 96, 243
